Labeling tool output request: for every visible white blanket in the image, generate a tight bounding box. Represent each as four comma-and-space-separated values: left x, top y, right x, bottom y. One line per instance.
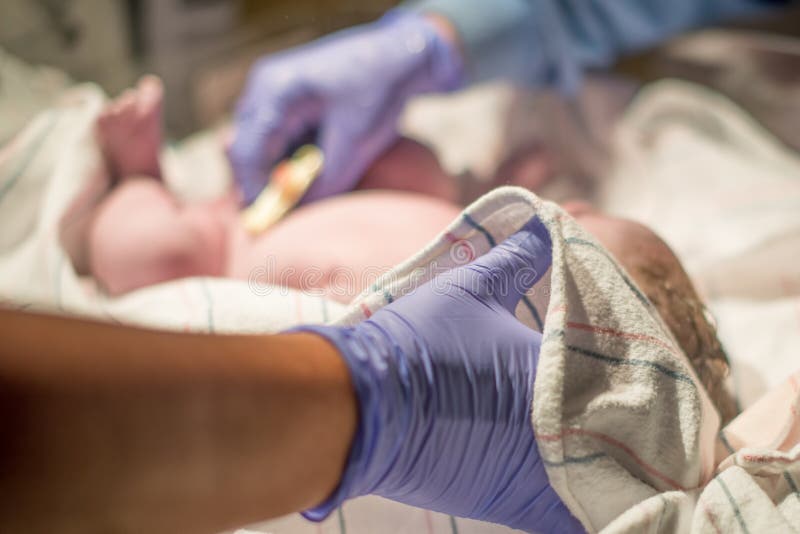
1, 77, 799, 533
0, 85, 342, 332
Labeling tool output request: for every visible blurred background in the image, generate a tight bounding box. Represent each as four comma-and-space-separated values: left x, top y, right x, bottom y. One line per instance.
2, 0, 798, 139
0, 0, 400, 137
2, 4, 800, 533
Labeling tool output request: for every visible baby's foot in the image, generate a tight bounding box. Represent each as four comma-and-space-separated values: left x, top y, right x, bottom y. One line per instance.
96, 75, 164, 180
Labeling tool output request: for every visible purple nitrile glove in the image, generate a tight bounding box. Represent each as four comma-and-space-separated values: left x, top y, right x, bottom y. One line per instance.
228, 10, 463, 205
295, 217, 585, 533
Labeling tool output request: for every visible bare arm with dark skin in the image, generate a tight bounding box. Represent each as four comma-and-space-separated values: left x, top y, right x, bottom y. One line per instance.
0, 308, 356, 534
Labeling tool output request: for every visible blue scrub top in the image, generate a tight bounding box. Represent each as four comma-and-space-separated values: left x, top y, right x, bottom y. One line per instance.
408, 0, 790, 94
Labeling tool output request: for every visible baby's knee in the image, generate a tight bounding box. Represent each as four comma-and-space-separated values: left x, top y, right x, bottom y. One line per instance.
89, 179, 226, 295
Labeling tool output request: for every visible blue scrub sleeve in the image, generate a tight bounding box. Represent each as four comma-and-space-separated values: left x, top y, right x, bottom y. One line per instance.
405, 0, 781, 93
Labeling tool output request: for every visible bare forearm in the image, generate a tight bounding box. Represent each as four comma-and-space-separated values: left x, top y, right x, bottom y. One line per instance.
0, 309, 355, 533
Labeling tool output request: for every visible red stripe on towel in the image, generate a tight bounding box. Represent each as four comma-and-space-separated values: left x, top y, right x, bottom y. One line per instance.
566, 322, 677, 355
701, 503, 724, 534
537, 427, 690, 490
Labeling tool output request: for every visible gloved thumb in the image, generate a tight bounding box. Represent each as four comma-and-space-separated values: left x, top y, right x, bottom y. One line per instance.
300, 114, 355, 204
227, 125, 281, 205
473, 216, 552, 314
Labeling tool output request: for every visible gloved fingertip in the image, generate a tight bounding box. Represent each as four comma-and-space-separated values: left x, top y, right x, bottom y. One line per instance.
512, 216, 552, 249
297, 178, 326, 205
241, 185, 258, 206
225, 138, 276, 206
500, 217, 552, 264
483, 216, 553, 313
229, 165, 262, 206
297, 157, 352, 205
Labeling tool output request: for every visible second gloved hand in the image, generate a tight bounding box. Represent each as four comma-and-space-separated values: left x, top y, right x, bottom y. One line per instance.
229, 11, 463, 205
296, 218, 584, 533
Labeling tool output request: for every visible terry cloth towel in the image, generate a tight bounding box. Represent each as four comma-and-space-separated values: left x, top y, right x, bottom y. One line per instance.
334, 186, 721, 533
600, 79, 800, 408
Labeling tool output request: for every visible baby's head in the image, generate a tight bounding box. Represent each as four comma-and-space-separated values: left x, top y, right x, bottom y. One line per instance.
563, 202, 737, 423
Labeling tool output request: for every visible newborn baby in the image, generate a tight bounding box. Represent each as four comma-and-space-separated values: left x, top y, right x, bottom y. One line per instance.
91, 77, 738, 422
90, 76, 460, 303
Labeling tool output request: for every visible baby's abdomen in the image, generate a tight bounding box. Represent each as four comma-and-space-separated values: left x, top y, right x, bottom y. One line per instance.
229, 191, 461, 304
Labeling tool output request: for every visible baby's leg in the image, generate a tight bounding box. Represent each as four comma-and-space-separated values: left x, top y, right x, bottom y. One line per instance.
96, 75, 163, 180
89, 179, 228, 295
90, 75, 234, 295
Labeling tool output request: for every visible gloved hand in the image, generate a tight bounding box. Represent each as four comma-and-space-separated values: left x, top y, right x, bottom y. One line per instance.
228, 11, 463, 205
295, 218, 584, 533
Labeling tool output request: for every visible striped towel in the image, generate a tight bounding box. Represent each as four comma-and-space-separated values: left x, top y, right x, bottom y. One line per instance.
336, 185, 716, 532
335, 183, 800, 532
